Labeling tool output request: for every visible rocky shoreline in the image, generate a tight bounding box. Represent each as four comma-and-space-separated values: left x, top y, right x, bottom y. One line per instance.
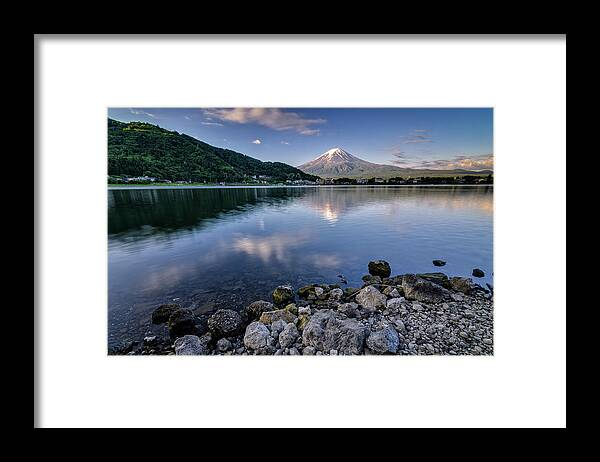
109, 260, 493, 356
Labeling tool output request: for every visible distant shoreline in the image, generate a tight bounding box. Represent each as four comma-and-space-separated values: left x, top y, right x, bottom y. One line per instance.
108, 184, 494, 190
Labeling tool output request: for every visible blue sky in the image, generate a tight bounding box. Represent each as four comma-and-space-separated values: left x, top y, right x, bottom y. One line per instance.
108, 108, 493, 170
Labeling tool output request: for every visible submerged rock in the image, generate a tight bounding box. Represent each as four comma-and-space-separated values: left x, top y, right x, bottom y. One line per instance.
243, 322, 270, 350
355, 285, 387, 311
174, 334, 211, 355
472, 268, 485, 278
366, 325, 400, 354
207, 309, 244, 339
302, 309, 367, 355
368, 260, 391, 278
402, 274, 451, 303
152, 304, 180, 324
167, 308, 197, 338
272, 285, 294, 306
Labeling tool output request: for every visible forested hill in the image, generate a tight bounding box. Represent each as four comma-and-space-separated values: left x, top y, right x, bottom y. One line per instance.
107, 118, 319, 183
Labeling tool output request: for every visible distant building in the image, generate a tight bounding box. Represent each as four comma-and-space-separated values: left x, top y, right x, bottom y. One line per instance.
374, 177, 385, 184
356, 178, 368, 185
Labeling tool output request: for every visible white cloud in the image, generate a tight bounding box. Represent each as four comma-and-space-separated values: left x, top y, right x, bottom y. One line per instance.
281, 141, 290, 145
184, 115, 192, 120
129, 108, 157, 118
202, 108, 325, 135
252, 139, 262, 144
201, 121, 224, 126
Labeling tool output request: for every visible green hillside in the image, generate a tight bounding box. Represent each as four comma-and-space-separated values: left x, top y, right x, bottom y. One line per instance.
107, 118, 319, 183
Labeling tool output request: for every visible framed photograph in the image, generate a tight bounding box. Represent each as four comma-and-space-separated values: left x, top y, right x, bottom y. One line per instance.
35, 34, 566, 428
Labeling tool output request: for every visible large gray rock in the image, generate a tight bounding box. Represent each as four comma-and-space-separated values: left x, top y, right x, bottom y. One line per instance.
302, 310, 367, 355
386, 297, 405, 311
402, 274, 450, 303
243, 322, 270, 350
279, 323, 299, 348
368, 260, 391, 278
366, 326, 400, 354
207, 309, 244, 339
259, 309, 297, 325
328, 288, 343, 301
174, 334, 211, 355
246, 300, 274, 320
355, 285, 387, 311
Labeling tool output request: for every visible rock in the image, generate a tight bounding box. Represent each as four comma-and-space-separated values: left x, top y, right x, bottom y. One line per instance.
272, 285, 294, 306
298, 306, 311, 316
449, 277, 475, 294
271, 319, 287, 337
402, 274, 450, 303
432, 260, 446, 267
297, 314, 311, 330
366, 325, 400, 354
246, 300, 274, 320
167, 308, 197, 338
386, 297, 405, 311
259, 309, 297, 325
243, 322, 270, 350
297, 285, 318, 300
329, 288, 343, 301
151, 304, 180, 324
207, 309, 244, 339
314, 286, 324, 297
337, 302, 359, 318
355, 285, 387, 311
279, 323, 299, 348
343, 287, 360, 299
472, 268, 485, 278
303, 346, 316, 355
174, 334, 211, 355
417, 272, 451, 289
143, 335, 157, 345
382, 286, 400, 298
302, 310, 367, 355
216, 338, 232, 352
329, 349, 338, 355
289, 347, 300, 355
285, 303, 298, 315
368, 260, 391, 278
362, 274, 382, 285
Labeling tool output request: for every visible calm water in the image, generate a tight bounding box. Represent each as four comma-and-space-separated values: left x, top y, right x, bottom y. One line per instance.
108, 186, 493, 347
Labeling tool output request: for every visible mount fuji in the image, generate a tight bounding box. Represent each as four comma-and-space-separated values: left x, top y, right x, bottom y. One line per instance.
297, 147, 492, 179
297, 147, 405, 178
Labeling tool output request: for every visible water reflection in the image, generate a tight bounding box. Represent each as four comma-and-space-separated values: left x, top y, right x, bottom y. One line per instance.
108, 186, 493, 347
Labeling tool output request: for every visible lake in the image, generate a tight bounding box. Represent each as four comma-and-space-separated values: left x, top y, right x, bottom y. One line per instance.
108, 185, 493, 348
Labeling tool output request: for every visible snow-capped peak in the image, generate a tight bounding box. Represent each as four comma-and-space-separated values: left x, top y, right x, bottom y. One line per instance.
322, 147, 352, 160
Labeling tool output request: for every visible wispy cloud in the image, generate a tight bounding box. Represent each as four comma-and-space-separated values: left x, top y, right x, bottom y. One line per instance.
129, 108, 157, 118
202, 108, 326, 135
201, 121, 224, 126
281, 141, 290, 145
184, 115, 192, 120
252, 139, 262, 145
402, 129, 433, 144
